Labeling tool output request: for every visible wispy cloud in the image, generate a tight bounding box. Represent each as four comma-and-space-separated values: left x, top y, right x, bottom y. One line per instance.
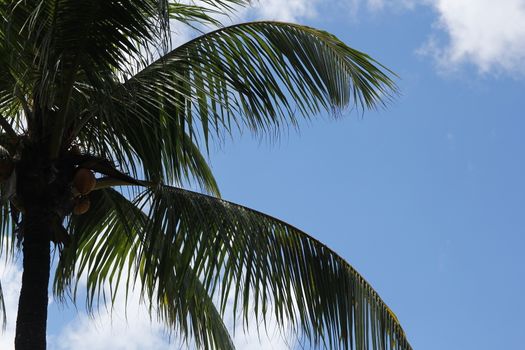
53, 293, 172, 350
52, 288, 289, 350
345, 0, 416, 15
49, 265, 289, 350
247, 0, 320, 22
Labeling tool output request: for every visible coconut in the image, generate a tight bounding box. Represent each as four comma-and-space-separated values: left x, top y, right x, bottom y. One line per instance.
73, 197, 90, 215
73, 168, 96, 195
0, 158, 14, 182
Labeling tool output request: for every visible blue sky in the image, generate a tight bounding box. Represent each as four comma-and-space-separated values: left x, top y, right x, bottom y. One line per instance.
2, 1, 525, 349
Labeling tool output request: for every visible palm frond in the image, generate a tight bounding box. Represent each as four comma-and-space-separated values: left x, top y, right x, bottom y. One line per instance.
0, 185, 16, 330
58, 183, 411, 349
171, 0, 250, 16
55, 187, 234, 349
0, 281, 5, 330
135, 185, 410, 349
168, 4, 224, 29
117, 21, 397, 147
2, 0, 169, 83
0, 174, 18, 260
73, 102, 220, 194
0, 200, 8, 329
1, 0, 173, 155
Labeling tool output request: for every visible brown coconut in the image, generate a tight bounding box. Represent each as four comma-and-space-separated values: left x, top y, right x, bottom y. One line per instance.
73, 197, 90, 215
0, 158, 14, 182
73, 168, 96, 195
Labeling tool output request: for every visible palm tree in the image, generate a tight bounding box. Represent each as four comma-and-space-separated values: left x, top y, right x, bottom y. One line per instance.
0, 0, 411, 349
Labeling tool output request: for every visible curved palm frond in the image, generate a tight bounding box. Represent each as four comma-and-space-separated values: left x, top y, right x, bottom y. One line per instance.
56, 183, 411, 350
55, 187, 234, 349
140, 185, 410, 349
114, 21, 397, 147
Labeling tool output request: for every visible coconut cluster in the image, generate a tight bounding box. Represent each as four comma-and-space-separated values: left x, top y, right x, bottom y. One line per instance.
72, 168, 96, 215
0, 155, 97, 216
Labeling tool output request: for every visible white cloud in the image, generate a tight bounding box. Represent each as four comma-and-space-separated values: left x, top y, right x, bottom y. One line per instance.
422, 0, 525, 74
0, 260, 22, 350
345, 0, 525, 75
53, 295, 172, 350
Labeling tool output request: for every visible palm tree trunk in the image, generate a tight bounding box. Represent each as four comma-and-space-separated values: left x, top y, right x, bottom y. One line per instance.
14, 209, 51, 350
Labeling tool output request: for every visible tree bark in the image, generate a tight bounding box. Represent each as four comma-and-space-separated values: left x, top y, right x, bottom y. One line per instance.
13, 141, 73, 349
14, 210, 52, 350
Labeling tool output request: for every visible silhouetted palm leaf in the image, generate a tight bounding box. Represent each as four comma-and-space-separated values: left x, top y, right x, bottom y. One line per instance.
55, 183, 410, 349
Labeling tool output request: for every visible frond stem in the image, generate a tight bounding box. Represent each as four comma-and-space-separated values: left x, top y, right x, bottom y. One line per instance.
93, 177, 151, 190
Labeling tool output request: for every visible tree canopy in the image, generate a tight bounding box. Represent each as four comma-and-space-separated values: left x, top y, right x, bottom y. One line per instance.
0, 1, 411, 349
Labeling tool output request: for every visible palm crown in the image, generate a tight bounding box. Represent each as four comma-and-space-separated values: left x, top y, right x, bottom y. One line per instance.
0, 0, 411, 349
